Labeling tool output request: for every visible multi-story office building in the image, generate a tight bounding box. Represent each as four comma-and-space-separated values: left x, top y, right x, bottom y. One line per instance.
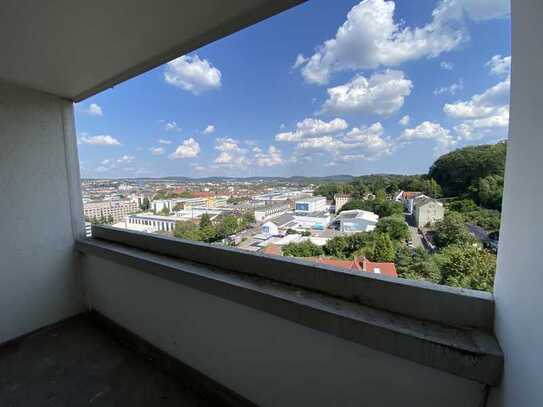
83, 200, 139, 223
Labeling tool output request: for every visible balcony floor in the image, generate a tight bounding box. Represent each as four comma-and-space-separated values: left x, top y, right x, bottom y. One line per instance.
0, 314, 214, 406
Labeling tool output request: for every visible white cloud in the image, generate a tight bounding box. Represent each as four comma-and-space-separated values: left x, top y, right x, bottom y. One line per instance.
400, 121, 456, 154
292, 54, 308, 69
453, 106, 509, 140
343, 122, 394, 159
83, 103, 103, 116
214, 138, 249, 169
203, 125, 215, 135
276, 118, 348, 142
399, 115, 410, 126
80, 135, 121, 146
169, 138, 200, 159
150, 147, 165, 156
321, 70, 412, 116
158, 138, 172, 144
444, 74, 510, 140
486, 54, 511, 76
100, 159, 111, 166
293, 121, 394, 161
295, 0, 509, 84
444, 76, 510, 119
117, 155, 134, 164
434, 79, 463, 95
440, 61, 454, 70
297, 136, 342, 152
164, 54, 222, 95
163, 121, 181, 132
296, 0, 465, 84
254, 146, 285, 167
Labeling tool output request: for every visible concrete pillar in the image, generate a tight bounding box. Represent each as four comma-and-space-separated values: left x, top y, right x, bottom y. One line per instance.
489, 1, 543, 406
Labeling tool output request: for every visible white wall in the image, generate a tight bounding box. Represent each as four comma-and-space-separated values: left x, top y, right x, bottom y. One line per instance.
0, 83, 85, 343
489, 2, 543, 406
82, 255, 487, 407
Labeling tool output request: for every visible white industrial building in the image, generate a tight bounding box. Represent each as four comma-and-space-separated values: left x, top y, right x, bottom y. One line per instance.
126, 214, 178, 232
254, 203, 290, 221
293, 212, 331, 230
294, 196, 328, 213
261, 221, 279, 237
335, 210, 379, 233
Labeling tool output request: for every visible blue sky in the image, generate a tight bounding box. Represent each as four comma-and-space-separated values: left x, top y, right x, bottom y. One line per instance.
76, 0, 511, 179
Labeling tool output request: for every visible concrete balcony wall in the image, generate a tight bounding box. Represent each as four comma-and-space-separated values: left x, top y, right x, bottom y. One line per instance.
82, 254, 488, 407
489, 1, 543, 406
0, 83, 85, 343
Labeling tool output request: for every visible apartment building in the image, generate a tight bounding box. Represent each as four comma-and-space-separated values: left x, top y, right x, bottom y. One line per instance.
334, 193, 352, 213
83, 200, 139, 223
414, 197, 445, 228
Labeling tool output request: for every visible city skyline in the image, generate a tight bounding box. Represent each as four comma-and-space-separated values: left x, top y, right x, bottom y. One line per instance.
76, 0, 511, 179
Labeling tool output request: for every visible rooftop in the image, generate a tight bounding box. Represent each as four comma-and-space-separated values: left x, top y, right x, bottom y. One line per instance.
335, 209, 379, 222
296, 196, 327, 203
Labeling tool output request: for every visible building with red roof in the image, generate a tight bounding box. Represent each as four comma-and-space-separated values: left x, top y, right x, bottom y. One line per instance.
310, 257, 397, 277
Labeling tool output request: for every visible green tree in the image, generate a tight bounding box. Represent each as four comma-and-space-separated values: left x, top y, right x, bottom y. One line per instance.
475, 175, 504, 210
174, 221, 201, 241
375, 215, 409, 241
323, 233, 373, 259
438, 244, 496, 291
429, 141, 506, 197
197, 213, 216, 242
422, 178, 442, 198
217, 215, 239, 238
199, 213, 212, 229
447, 199, 478, 213
159, 206, 171, 216
339, 199, 367, 212
371, 233, 395, 262
242, 211, 256, 226
283, 240, 324, 257
140, 197, 150, 211
433, 212, 475, 248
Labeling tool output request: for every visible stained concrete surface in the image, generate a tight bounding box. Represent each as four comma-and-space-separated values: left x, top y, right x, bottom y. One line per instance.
0, 314, 213, 407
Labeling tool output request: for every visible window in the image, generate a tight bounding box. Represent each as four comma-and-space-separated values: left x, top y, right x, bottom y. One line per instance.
77, 0, 511, 293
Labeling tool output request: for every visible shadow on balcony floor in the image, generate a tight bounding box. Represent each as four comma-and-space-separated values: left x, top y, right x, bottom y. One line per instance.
0, 314, 216, 407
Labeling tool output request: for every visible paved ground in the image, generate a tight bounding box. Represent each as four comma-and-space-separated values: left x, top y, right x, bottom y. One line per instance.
0, 315, 214, 407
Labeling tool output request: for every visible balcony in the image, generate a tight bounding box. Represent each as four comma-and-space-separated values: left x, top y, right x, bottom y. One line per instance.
0, 1, 541, 406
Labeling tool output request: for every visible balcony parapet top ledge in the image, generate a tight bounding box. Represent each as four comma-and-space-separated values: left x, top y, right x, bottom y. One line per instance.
76, 228, 503, 386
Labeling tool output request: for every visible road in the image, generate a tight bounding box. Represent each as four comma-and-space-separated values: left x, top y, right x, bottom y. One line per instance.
408, 225, 424, 249
467, 224, 489, 241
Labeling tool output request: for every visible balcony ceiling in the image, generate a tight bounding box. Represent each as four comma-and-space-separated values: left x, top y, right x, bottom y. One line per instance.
0, 0, 304, 101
